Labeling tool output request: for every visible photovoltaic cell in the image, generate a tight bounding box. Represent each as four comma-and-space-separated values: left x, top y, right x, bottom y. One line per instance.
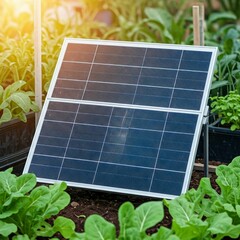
24, 39, 217, 199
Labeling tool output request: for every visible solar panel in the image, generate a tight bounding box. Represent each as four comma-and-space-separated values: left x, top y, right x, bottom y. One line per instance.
24, 39, 218, 199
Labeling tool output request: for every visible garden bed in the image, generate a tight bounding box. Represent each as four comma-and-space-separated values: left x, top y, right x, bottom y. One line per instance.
48, 163, 230, 239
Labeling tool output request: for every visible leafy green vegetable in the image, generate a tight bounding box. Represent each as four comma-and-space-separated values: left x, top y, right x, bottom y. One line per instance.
0, 168, 79, 239
80, 156, 240, 240
0, 81, 39, 125
211, 91, 240, 130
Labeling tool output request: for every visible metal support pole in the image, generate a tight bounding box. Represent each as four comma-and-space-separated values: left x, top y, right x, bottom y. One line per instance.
34, 0, 42, 126
203, 106, 209, 177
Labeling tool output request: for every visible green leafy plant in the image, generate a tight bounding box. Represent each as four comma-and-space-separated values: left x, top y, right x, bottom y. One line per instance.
210, 27, 240, 97
0, 80, 39, 125
205, 0, 240, 20
210, 91, 240, 130
102, 0, 191, 44
0, 168, 81, 239
79, 156, 240, 240
1, 157, 240, 239
78, 201, 171, 240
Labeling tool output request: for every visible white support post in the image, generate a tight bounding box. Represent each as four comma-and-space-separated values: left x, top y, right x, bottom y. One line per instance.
34, 0, 42, 126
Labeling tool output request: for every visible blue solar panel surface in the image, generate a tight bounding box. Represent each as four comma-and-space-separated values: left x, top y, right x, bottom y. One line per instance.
53, 44, 211, 110
24, 39, 217, 198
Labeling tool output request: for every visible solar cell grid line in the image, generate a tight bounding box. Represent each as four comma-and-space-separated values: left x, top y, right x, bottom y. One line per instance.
51, 40, 214, 111
25, 100, 198, 198
23, 38, 218, 199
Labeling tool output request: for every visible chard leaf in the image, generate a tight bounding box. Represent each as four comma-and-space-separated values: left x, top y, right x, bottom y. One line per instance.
223, 203, 236, 212
208, 212, 240, 238
28, 185, 51, 211
168, 197, 194, 226
16, 173, 36, 195
135, 201, 163, 233
118, 201, 137, 239
229, 156, 240, 175
216, 165, 238, 199
12, 235, 30, 240
0, 220, 17, 237
171, 221, 200, 240
84, 214, 116, 240
0, 198, 24, 219
199, 178, 218, 198
0, 170, 17, 194
52, 216, 76, 238
151, 226, 179, 240
43, 182, 70, 218
236, 205, 240, 217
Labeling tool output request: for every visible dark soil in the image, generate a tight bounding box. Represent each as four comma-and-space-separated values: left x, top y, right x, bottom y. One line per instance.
50, 160, 225, 238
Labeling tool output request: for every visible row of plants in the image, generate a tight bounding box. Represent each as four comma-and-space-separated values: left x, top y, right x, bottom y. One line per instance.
0, 0, 240, 129
1, 156, 240, 239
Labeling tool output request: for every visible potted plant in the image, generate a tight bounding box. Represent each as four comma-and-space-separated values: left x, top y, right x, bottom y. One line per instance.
196, 22, 240, 163
0, 81, 39, 171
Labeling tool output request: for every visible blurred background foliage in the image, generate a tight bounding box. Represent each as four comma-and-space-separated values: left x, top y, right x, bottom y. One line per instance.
0, 0, 239, 101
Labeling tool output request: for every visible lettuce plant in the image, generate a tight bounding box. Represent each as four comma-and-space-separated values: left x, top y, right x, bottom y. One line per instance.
210, 91, 240, 130
0, 80, 39, 125
79, 156, 240, 240
0, 168, 81, 239
1, 157, 240, 239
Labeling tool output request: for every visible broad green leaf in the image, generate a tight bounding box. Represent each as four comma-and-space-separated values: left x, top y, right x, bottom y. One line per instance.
208, 212, 240, 238
0, 170, 17, 194
0, 220, 17, 237
198, 177, 219, 199
151, 226, 178, 240
16, 173, 36, 194
0, 197, 25, 219
207, 12, 237, 25
229, 156, 240, 169
43, 182, 70, 218
12, 234, 30, 240
70, 232, 86, 240
84, 214, 116, 240
2, 80, 26, 100
10, 92, 31, 113
145, 8, 171, 29
223, 203, 236, 212
28, 185, 51, 211
53, 216, 76, 238
118, 201, 136, 239
216, 165, 238, 198
0, 108, 12, 124
168, 197, 193, 226
236, 205, 240, 217
211, 80, 229, 90
171, 221, 200, 240
135, 201, 163, 233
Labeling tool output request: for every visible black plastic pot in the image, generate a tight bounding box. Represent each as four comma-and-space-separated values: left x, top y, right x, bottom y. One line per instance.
197, 125, 240, 163
0, 113, 35, 173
